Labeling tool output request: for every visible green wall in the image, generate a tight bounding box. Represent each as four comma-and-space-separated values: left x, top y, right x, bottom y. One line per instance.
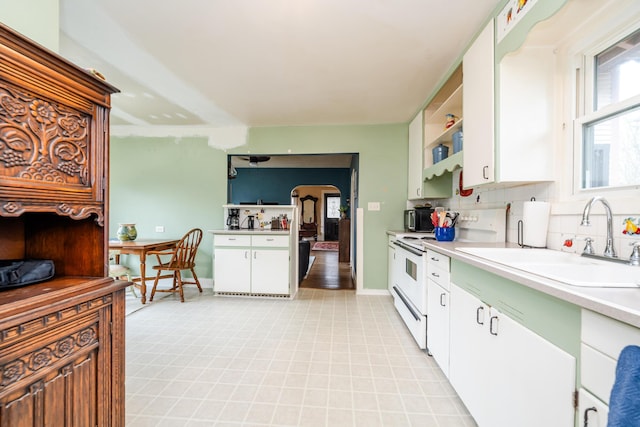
0, 0, 60, 52
110, 123, 408, 290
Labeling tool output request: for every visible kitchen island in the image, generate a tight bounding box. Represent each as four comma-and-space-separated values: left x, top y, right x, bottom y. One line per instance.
210, 204, 299, 298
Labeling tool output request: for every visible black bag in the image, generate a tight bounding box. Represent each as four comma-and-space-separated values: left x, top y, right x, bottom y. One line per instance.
0, 260, 55, 290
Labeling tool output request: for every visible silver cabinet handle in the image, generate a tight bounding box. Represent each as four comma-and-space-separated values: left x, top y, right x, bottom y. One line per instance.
244, 251, 248, 259
440, 293, 446, 307
430, 256, 439, 262
431, 272, 440, 278
483, 165, 489, 180
489, 315, 499, 336
476, 306, 484, 325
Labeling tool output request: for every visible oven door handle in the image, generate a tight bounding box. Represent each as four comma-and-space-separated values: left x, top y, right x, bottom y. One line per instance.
392, 286, 421, 321
393, 240, 424, 257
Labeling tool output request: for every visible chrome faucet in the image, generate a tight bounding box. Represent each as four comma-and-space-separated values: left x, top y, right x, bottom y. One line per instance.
580, 196, 616, 258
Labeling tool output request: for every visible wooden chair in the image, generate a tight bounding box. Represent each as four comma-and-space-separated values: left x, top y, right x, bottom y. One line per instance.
149, 228, 203, 302
108, 250, 137, 297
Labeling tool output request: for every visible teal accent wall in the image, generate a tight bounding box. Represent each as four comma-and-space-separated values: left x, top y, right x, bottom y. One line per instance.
110, 123, 408, 290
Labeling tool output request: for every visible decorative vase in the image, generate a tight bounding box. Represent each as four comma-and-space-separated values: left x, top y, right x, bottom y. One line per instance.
117, 223, 137, 241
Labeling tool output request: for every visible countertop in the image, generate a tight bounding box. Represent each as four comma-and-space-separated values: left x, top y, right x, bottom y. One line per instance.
422, 240, 640, 329
209, 229, 291, 235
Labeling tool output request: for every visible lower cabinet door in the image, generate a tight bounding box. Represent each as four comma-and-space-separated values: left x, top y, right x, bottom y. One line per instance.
214, 248, 251, 293
450, 284, 576, 427
427, 279, 450, 377
578, 388, 608, 427
251, 249, 289, 294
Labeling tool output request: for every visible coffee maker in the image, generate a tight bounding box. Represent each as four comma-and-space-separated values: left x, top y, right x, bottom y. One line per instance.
226, 208, 240, 230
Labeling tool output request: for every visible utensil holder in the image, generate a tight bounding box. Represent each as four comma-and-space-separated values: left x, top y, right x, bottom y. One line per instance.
435, 227, 455, 242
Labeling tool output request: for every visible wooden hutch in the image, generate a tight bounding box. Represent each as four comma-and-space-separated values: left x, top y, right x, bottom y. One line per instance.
0, 24, 126, 425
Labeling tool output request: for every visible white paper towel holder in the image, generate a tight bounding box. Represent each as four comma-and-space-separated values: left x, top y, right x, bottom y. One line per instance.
517, 197, 550, 248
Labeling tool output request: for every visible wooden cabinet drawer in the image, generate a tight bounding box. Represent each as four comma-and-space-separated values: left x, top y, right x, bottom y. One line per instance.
252, 235, 289, 247
214, 235, 251, 247
581, 343, 616, 404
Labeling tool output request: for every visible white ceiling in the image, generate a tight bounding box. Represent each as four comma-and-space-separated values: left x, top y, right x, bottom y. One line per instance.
58, 0, 500, 135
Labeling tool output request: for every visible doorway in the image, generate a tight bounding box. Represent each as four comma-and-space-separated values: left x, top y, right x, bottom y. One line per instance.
324, 193, 341, 241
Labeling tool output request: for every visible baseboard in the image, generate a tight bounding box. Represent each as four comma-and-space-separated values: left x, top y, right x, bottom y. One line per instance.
356, 288, 392, 296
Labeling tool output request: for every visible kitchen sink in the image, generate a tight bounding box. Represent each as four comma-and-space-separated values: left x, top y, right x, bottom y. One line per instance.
456, 247, 640, 288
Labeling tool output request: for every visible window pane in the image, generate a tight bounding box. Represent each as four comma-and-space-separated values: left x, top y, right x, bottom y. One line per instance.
595, 28, 640, 110
327, 196, 340, 219
582, 105, 640, 189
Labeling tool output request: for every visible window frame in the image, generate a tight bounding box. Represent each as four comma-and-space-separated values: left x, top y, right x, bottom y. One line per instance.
572, 21, 640, 196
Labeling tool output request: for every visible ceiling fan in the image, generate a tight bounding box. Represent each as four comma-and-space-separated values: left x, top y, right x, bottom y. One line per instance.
240, 156, 271, 166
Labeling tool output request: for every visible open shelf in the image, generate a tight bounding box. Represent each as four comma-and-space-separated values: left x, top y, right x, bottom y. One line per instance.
423, 151, 463, 181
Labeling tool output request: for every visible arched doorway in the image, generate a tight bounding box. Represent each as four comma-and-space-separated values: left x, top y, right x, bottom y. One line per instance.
292, 185, 353, 290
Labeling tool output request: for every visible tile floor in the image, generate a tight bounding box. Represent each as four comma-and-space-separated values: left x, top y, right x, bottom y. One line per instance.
125, 287, 477, 427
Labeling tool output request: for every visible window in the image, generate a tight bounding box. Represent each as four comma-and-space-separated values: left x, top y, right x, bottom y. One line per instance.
326, 196, 340, 219
577, 27, 640, 190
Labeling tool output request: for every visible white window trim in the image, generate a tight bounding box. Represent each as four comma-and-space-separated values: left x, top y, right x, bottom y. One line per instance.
553, 3, 640, 214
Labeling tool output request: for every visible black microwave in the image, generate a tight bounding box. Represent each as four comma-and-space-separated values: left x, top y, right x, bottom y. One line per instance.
404, 207, 435, 232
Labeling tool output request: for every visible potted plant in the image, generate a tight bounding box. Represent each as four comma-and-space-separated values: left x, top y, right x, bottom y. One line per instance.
339, 206, 348, 219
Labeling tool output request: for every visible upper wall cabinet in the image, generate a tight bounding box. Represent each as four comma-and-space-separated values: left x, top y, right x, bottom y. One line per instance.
407, 111, 423, 199
463, 7, 558, 188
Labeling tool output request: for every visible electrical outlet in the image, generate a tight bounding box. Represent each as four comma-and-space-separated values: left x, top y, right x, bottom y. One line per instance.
368, 202, 380, 211
155, 225, 165, 233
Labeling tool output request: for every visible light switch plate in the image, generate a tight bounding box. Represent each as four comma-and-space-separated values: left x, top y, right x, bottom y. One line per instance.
155, 226, 165, 233
368, 202, 380, 211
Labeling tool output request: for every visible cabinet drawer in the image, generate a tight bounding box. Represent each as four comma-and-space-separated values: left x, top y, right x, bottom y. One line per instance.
427, 250, 450, 272
427, 264, 450, 290
252, 235, 289, 247
214, 235, 251, 246
581, 343, 616, 404
582, 309, 640, 359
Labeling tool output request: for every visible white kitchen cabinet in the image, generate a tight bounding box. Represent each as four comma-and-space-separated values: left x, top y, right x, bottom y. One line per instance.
426, 250, 451, 377
579, 309, 640, 422
252, 248, 289, 294
387, 236, 397, 292
578, 388, 608, 427
214, 248, 251, 293
407, 112, 424, 199
449, 283, 576, 427
463, 16, 557, 188
462, 20, 495, 187
427, 279, 450, 377
214, 234, 290, 295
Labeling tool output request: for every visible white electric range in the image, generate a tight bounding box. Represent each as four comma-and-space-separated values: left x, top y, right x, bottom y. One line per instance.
391, 208, 506, 349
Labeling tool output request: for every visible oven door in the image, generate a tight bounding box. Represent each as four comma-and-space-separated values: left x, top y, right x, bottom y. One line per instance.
394, 242, 427, 314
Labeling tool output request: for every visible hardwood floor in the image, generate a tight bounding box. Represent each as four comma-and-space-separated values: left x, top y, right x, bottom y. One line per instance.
300, 248, 354, 290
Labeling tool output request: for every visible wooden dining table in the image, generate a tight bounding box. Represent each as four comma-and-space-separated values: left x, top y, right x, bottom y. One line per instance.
108, 238, 179, 304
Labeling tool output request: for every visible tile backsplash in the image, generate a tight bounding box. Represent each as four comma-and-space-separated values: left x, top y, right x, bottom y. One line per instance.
423, 170, 640, 260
